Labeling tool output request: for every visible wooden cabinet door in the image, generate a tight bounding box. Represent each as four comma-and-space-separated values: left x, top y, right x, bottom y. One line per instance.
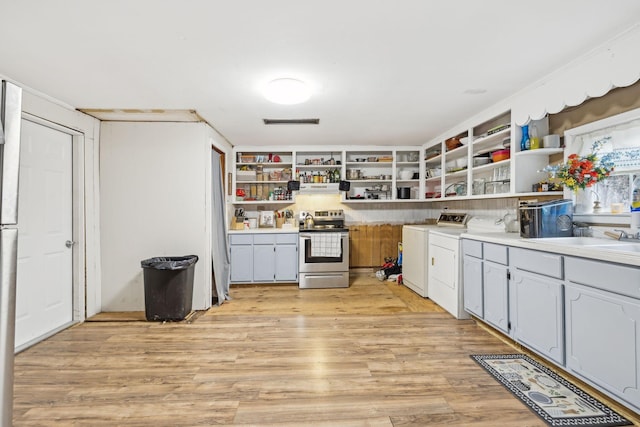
349, 226, 364, 267
349, 224, 403, 268
378, 224, 402, 265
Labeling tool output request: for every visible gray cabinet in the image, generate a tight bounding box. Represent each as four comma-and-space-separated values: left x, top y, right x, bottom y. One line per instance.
464, 237, 640, 415
565, 256, 640, 413
230, 234, 253, 283
253, 241, 276, 282
274, 234, 299, 281
484, 260, 509, 333
483, 243, 509, 333
462, 240, 508, 332
510, 247, 564, 365
230, 233, 298, 283
462, 246, 483, 317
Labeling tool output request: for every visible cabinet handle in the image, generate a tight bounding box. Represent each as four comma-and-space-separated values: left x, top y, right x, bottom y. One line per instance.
431, 257, 434, 266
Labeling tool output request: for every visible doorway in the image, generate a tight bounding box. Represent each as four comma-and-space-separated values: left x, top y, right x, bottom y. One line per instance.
15, 119, 74, 350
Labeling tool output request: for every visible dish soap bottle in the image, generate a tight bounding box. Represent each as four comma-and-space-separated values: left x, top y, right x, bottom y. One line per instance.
529, 124, 540, 149
520, 125, 530, 151
631, 176, 640, 232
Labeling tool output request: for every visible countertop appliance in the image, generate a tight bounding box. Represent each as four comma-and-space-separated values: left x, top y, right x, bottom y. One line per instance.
298, 209, 349, 288
519, 199, 573, 238
401, 212, 470, 298
0, 81, 22, 425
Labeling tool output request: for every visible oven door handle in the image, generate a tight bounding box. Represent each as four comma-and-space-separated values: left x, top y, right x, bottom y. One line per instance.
299, 233, 347, 238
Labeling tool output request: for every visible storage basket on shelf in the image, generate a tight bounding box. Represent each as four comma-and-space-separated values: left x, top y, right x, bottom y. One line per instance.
236, 170, 257, 181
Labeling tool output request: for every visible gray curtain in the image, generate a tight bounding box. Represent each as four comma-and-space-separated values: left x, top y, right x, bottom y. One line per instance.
211, 151, 231, 305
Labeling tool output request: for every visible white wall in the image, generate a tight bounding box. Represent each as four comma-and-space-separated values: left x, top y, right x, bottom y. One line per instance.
100, 122, 212, 311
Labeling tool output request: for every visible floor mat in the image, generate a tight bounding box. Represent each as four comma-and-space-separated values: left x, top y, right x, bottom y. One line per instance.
471, 354, 632, 427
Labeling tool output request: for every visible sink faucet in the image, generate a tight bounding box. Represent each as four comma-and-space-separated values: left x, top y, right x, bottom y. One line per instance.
614, 229, 640, 240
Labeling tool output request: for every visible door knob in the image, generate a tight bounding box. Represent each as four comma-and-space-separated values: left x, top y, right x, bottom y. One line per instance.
65, 240, 76, 248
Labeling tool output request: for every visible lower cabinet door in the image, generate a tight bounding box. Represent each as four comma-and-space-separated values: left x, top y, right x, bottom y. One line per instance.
253, 244, 276, 282
566, 283, 640, 412
463, 255, 483, 317
483, 261, 508, 334
230, 245, 253, 282
511, 270, 564, 365
275, 244, 298, 282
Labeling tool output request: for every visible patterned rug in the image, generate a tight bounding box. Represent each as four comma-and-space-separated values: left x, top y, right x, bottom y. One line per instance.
471, 354, 632, 427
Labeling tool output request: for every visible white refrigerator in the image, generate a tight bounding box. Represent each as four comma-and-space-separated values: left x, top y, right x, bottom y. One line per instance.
0, 81, 23, 425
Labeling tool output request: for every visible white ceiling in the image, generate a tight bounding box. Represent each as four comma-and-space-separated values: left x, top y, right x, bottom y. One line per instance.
2, 1, 640, 147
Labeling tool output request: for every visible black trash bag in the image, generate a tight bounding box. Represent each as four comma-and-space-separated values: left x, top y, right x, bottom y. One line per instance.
141, 255, 199, 270
141, 255, 199, 321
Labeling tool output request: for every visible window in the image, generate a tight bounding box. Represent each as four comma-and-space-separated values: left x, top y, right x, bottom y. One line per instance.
564, 108, 640, 221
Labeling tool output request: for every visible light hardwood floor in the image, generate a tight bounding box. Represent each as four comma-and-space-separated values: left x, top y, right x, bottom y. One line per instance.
13, 273, 639, 426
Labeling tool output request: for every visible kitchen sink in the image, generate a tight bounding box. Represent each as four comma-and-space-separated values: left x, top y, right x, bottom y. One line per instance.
591, 243, 640, 253
527, 237, 624, 246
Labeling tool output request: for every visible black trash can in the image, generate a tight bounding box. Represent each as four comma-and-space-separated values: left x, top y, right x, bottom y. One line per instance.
141, 255, 199, 321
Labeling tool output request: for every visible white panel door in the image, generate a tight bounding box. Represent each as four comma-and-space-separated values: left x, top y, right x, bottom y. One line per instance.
15, 120, 73, 349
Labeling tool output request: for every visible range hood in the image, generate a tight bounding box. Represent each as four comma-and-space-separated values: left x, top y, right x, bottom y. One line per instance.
298, 183, 341, 194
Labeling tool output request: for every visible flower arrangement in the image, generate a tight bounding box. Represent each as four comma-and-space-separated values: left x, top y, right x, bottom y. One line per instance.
543, 137, 614, 192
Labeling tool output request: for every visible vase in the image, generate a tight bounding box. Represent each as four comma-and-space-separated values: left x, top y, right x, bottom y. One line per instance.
571, 188, 595, 214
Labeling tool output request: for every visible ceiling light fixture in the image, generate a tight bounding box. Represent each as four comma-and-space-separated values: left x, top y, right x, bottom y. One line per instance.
263, 78, 312, 105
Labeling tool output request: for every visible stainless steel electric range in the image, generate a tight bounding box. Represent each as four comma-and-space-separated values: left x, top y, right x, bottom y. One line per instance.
298, 209, 349, 289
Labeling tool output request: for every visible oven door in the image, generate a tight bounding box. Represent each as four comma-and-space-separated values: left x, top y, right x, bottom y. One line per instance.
299, 232, 349, 273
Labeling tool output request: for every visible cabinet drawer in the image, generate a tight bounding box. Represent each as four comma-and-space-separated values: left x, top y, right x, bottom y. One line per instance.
462, 239, 483, 258
275, 233, 298, 244
511, 247, 563, 279
229, 234, 253, 245
565, 256, 640, 299
253, 234, 276, 244
484, 243, 508, 265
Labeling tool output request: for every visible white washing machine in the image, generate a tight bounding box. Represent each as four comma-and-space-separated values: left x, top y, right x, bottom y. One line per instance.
401, 212, 470, 298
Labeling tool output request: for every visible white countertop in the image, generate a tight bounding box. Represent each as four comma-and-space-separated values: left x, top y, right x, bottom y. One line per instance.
228, 227, 299, 234
461, 232, 640, 267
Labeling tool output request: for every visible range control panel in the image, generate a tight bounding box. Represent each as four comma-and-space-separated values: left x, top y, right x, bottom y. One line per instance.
299, 209, 345, 221
436, 212, 469, 227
